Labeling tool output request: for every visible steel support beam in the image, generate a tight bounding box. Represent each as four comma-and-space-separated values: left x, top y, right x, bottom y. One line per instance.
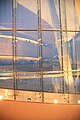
12, 0, 17, 100
37, 0, 44, 102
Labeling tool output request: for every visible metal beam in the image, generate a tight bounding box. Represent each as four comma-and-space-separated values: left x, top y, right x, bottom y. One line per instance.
37, 0, 44, 102
12, 0, 17, 100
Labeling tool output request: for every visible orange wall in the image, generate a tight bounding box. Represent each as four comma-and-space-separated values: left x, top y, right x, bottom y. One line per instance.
0, 100, 80, 120
75, 0, 80, 23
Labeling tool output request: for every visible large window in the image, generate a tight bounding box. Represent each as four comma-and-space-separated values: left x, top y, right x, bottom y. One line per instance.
0, 0, 80, 104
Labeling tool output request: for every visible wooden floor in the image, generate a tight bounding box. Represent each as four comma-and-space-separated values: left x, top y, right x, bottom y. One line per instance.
0, 100, 80, 120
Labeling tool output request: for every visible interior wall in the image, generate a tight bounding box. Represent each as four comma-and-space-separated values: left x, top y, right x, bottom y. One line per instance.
0, 100, 80, 120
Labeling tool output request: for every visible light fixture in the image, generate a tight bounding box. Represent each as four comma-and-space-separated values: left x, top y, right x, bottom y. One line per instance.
0, 95, 3, 100
54, 99, 58, 104
78, 100, 80, 104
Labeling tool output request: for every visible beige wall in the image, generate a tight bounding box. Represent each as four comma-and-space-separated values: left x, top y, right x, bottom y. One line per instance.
0, 100, 80, 120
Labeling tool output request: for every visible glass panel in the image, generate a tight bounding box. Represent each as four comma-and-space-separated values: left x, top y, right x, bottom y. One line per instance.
41, 0, 60, 29
0, 80, 13, 89
42, 31, 61, 71
0, 31, 13, 89
0, 31, 13, 71
62, 32, 80, 71
16, 31, 39, 72
43, 77, 63, 93
17, 78, 41, 91
64, 0, 79, 31
61, 31, 80, 94
0, 0, 12, 28
16, 31, 41, 97
16, 0, 38, 29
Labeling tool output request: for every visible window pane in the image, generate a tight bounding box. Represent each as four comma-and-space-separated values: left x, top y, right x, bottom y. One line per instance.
41, 0, 60, 29
0, 0, 12, 28
0, 31, 13, 71
16, 0, 38, 29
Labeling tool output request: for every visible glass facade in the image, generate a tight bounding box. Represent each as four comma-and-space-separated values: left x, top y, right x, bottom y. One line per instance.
0, 0, 80, 104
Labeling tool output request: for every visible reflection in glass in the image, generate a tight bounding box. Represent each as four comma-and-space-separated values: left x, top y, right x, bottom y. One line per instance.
0, 0, 80, 104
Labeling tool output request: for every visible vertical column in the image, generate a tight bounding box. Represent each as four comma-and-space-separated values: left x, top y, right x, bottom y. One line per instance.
37, 0, 44, 102
58, 0, 64, 93
12, 0, 17, 100
63, 0, 69, 101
